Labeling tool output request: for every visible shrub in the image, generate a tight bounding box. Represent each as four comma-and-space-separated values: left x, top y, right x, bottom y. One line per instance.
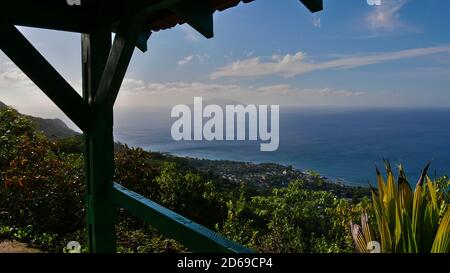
0, 107, 85, 233
351, 163, 450, 253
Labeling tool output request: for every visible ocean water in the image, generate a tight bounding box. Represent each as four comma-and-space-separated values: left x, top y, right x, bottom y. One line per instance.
114, 107, 450, 186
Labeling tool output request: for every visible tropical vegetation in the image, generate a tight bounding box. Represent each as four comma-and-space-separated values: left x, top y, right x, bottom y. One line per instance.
0, 106, 449, 253
351, 163, 450, 253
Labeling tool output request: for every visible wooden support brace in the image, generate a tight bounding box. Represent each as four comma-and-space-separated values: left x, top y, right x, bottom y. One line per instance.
82, 13, 146, 253
0, 24, 90, 132
300, 0, 323, 12
93, 14, 146, 109
82, 31, 116, 253
170, 1, 214, 39
136, 31, 152, 53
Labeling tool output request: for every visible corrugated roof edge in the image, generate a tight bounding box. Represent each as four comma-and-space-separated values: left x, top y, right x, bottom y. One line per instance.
146, 0, 322, 34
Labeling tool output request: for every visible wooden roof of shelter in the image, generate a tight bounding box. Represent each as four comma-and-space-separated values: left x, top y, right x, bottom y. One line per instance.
4, 0, 322, 50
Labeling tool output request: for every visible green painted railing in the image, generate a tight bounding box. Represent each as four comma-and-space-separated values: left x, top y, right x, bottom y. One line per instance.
111, 182, 254, 253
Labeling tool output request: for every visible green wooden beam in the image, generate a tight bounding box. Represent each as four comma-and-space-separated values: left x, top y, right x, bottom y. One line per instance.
143, 0, 184, 14
112, 182, 255, 253
0, 23, 91, 132
169, 0, 214, 39
82, 31, 117, 253
4, 1, 107, 33
136, 31, 152, 52
93, 14, 146, 109
300, 0, 323, 12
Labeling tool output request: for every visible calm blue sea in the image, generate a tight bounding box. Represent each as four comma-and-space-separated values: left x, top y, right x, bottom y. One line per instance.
114, 107, 450, 186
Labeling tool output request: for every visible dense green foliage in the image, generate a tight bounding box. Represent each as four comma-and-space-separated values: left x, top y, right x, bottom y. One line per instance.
1, 107, 448, 253
351, 163, 450, 253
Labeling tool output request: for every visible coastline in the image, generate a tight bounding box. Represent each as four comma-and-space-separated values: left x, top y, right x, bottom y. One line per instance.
118, 143, 372, 201
125, 142, 366, 187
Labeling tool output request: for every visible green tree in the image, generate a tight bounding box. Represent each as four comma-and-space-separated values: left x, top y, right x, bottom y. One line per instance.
0, 107, 85, 233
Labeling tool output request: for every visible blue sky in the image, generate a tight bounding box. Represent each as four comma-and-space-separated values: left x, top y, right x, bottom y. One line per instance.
1, 0, 450, 127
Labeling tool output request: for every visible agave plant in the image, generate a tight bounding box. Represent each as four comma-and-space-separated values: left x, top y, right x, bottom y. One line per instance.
351, 162, 450, 253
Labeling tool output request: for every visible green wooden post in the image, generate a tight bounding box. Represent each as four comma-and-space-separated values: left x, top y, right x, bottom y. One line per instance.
82, 32, 117, 253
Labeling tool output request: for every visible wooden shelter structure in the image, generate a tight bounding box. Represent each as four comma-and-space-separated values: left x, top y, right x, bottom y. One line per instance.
0, 0, 323, 253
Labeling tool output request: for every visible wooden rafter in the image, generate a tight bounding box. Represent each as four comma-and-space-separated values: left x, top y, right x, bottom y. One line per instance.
3, 1, 323, 35
93, 14, 147, 109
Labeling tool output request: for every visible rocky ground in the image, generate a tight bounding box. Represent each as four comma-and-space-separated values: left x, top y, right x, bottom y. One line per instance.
0, 240, 41, 253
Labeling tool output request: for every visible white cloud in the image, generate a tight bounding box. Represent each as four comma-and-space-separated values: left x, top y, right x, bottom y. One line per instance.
178, 55, 194, 66
196, 54, 210, 64
180, 24, 200, 42
115, 78, 366, 108
0, 63, 32, 85
299, 88, 366, 97
366, 0, 408, 31
0, 62, 81, 130
210, 46, 450, 79
178, 54, 210, 66
312, 16, 321, 28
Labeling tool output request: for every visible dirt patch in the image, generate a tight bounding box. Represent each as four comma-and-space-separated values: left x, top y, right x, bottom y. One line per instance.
0, 240, 42, 253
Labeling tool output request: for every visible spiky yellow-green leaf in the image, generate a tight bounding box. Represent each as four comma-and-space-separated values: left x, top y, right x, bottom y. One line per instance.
431, 207, 450, 253
352, 163, 448, 253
